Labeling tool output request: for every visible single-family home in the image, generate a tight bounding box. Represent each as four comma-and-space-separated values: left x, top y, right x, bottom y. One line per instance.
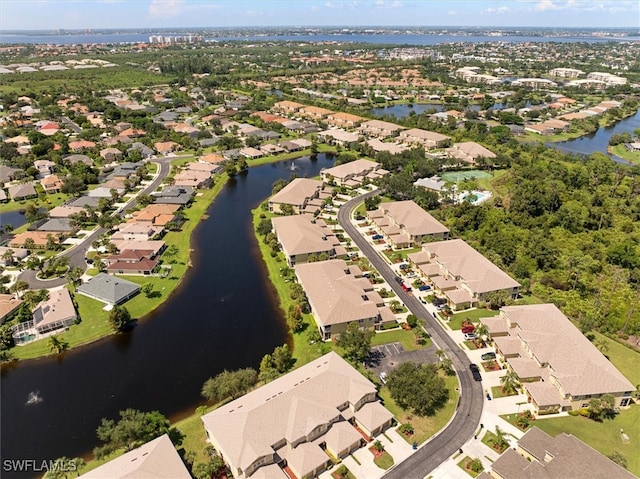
298, 105, 333, 121
0, 247, 28, 266
41, 174, 63, 193
111, 223, 164, 242
154, 141, 180, 155
0, 294, 23, 324
480, 427, 636, 479
272, 100, 304, 115
69, 140, 96, 152
325, 112, 365, 128
481, 304, 635, 414
78, 434, 191, 479
408, 239, 520, 310
105, 249, 160, 276
10, 231, 59, 249
8, 183, 38, 201
202, 352, 394, 479
272, 215, 344, 266
48, 205, 86, 218
295, 259, 396, 339
173, 170, 212, 189
152, 185, 195, 205
100, 147, 123, 161
76, 273, 141, 306
12, 288, 77, 345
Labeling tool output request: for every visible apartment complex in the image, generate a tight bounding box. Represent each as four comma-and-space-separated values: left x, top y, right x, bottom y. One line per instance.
321, 159, 389, 188
295, 259, 396, 339
367, 200, 449, 248
408, 239, 520, 310
268, 178, 327, 215
201, 352, 394, 479
272, 215, 345, 266
481, 304, 634, 414
398, 128, 451, 149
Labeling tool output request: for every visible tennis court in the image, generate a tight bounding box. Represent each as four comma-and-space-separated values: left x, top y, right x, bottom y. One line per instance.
441, 170, 492, 182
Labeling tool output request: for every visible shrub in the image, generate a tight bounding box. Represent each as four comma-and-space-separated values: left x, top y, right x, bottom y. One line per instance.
399, 423, 414, 435
568, 410, 580, 416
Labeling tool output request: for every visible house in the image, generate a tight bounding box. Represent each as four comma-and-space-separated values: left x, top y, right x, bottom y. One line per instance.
368, 200, 449, 248
398, 128, 451, 148
152, 185, 195, 205
272, 215, 344, 266
41, 174, 63, 193
64, 154, 94, 166
88, 186, 125, 198
37, 218, 76, 233
69, 140, 96, 152
33, 159, 56, 177
110, 240, 166, 257
239, 147, 264, 159
408, 239, 520, 310
100, 147, 123, 161
445, 142, 497, 165
325, 112, 365, 128
295, 259, 396, 339
130, 204, 180, 227
298, 105, 333, 120
0, 165, 23, 183
8, 183, 38, 201
79, 434, 191, 479
202, 352, 394, 479
479, 427, 636, 479
0, 190, 6, 202
0, 246, 28, 266
269, 178, 325, 214
105, 250, 160, 276
272, 100, 304, 114
0, 294, 23, 324
358, 119, 405, 138
68, 196, 100, 209
173, 170, 212, 189
76, 273, 140, 306
48, 205, 86, 218
111, 223, 164, 242
200, 153, 226, 165
321, 159, 389, 188
482, 304, 635, 414
10, 231, 59, 249
128, 142, 154, 159
12, 288, 77, 345
154, 141, 179, 155
413, 176, 446, 193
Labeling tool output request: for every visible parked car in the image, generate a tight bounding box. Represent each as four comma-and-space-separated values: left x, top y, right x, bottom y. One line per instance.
469, 363, 482, 381
405, 271, 417, 278
401, 282, 412, 292
372, 234, 383, 240
418, 284, 431, 291
461, 320, 475, 334
394, 276, 403, 284
481, 352, 496, 361
433, 297, 447, 306
464, 332, 478, 341
399, 263, 410, 270
379, 371, 388, 384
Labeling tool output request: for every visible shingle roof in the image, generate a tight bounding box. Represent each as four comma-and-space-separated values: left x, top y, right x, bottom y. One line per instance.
380, 200, 449, 237
76, 273, 140, 305
269, 178, 323, 207
272, 215, 338, 257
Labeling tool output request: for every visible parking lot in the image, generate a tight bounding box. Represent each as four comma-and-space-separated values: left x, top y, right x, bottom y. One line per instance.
365, 340, 438, 379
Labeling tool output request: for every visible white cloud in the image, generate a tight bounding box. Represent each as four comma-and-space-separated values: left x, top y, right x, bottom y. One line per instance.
483, 5, 511, 14
447, 9, 457, 15
148, 0, 184, 17
374, 0, 403, 8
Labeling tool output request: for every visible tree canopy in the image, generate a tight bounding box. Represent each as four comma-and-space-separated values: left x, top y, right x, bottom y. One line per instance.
387, 362, 449, 417
201, 368, 258, 403
336, 322, 374, 363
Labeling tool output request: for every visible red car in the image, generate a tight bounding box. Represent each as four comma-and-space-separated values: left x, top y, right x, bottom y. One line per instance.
461, 321, 475, 334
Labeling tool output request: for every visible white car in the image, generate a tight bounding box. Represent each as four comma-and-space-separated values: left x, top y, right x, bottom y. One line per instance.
406, 272, 417, 278
379, 372, 388, 384
464, 332, 477, 341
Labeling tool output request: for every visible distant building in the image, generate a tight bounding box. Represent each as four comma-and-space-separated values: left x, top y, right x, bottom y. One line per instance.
548, 67, 584, 78
587, 72, 627, 86
321, 159, 389, 188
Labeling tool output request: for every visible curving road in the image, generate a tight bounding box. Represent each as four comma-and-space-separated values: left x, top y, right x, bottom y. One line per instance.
337, 191, 484, 479
19, 158, 172, 289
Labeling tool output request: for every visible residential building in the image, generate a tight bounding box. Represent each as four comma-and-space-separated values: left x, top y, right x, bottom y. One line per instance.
111, 223, 164, 242
100, 147, 123, 161
152, 185, 195, 205
295, 259, 396, 339
317, 129, 360, 148
481, 304, 635, 414
41, 174, 63, 193
408, 239, 520, 310
0, 246, 28, 266
368, 200, 449, 248
201, 351, 394, 479
548, 67, 584, 78
130, 204, 180, 227
268, 178, 326, 214
445, 142, 497, 165
366, 138, 408, 155
398, 128, 451, 148
511, 78, 558, 90
358, 119, 405, 138
12, 289, 77, 345
173, 170, 212, 189
105, 250, 160, 276
272, 215, 344, 266
587, 72, 627, 86
298, 105, 333, 120
76, 273, 141, 306
0, 294, 23, 324
479, 427, 636, 479
321, 159, 389, 188
413, 176, 446, 193
325, 112, 365, 128
8, 183, 38, 201
272, 100, 304, 114
10, 231, 61, 249
79, 434, 191, 479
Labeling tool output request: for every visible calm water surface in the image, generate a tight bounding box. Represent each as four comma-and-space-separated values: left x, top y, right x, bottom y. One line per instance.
0, 155, 334, 478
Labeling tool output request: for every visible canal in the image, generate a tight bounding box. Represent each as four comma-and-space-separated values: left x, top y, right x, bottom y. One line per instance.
0, 155, 334, 478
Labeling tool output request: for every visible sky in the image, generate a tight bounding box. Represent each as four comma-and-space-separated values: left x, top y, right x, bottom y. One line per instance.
1, 0, 639, 31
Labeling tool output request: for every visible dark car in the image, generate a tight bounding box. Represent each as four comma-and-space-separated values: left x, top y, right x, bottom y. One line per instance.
394, 276, 404, 284
481, 352, 497, 361
470, 363, 482, 381
419, 284, 431, 291
372, 234, 384, 240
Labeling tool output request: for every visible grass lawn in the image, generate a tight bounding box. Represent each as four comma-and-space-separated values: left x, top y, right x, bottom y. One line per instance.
332, 467, 357, 479
491, 386, 517, 399
464, 340, 479, 350
382, 246, 422, 263
457, 456, 484, 477
373, 451, 395, 470
378, 374, 459, 445
609, 144, 640, 164
0, 192, 72, 213
449, 309, 499, 330
12, 290, 112, 360
371, 328, 431, 351
534, 405, 640, 477
481, 431, 509, 453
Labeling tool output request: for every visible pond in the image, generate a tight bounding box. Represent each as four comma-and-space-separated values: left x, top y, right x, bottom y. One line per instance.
0, 154, 335, 478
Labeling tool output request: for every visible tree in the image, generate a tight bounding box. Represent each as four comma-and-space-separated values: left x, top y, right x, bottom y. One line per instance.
387, 362, 449, 417
272, 343, 292, 373
66, 267, 84, 287
49, 336, 69, 355
94, 409, 172, 458
493, 426, 509, 451
259, 353, 279, 383
201, 368, 257, 402
61, 175, 86, 196
336, 322, 373, 363
500, 370, 520, 395
286, 303, 303, 332
23, 237, 36, 251
586, 394, 616, 421
137, 194, 154, 206
608, 451, 628, 469
256, 219, 272, 236
26, 255, 46, 275
475, 323, 490, 342
9, 280, 29, 297
109, 305, 132, 331
2, 249, 15, 266
141, 282, 154, 298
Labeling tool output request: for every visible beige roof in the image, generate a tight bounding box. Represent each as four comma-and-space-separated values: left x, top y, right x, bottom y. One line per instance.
424, 239, 520, 295
295, 259, 391, 327
360, 119, 405, 133
286, 442, 329, 478
380, 200, 449, 237
324, 418, 363, 455
489, 427, 638, 479
318, 129, 359, 143
354, 401, 394, 433
48, 205, 86, 218
34, 288, 76, 330
79, 434, 191, 479
201, 352, 379, 475
269, 178, 323, 207
449, 141, 496, 160
251, 464, 289, 479
525, 381, 570, 408
408, 251, 431, 265
499, 304, 634, 397
272, 215, 338, 257
399, 128, 450, 142
322, 159, 380, 181
480, 315, 509, 335
0, 294, 23, 321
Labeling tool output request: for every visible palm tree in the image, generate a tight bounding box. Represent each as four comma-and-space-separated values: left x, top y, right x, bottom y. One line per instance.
1, 248, 15, 266
49, 336, 69, 355
72, 457, 85, 476
9, 280, 29, 298
475, 323, 490, 342
26, 255, 46, 275
500, 370, 520, 395
493, 426, 509, 451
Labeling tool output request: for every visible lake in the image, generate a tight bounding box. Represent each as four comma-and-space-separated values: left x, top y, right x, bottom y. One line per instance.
371, 103, 508, 118
0, 154, 334, 478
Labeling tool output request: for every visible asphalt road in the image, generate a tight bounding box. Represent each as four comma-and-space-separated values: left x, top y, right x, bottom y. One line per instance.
19, 158, 172, 289
59, 116, 83, 134
337, 191, 484, 479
